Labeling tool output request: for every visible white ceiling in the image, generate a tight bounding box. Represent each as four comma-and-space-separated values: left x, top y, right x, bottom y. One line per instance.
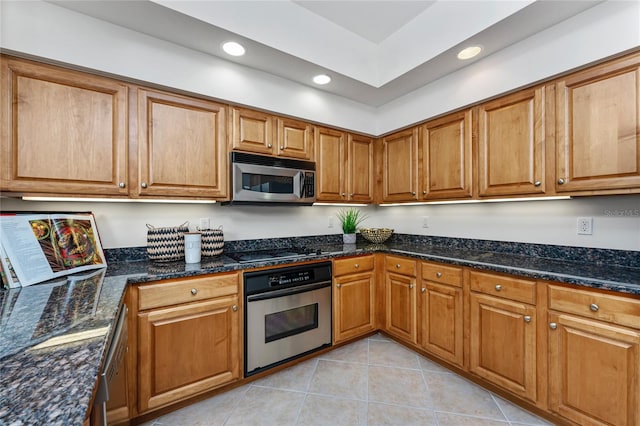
52, 0, 602, 107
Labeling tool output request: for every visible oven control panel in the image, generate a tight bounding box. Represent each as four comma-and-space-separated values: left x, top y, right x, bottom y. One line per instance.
268, 271, 312, 287
244, 261, 332, 295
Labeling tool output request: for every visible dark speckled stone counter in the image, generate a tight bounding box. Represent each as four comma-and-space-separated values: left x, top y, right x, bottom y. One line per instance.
1, 234, 638, 425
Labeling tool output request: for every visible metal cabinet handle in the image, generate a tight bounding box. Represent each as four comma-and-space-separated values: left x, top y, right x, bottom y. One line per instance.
549, 322, 557, 330
557, 178, 565, 185
422, 190, 427, 195
524, 316, 532, 323
118, 182, 126, 188
495, 284, 502, 291
354, 264, 359, 269
590, 303, 599, 312
396, 264, 401, 269
534, 181, 541, 187
436, 272, 442, 278
409, 284, 414, 289
280, 146, 285, 150
341, 193, 346, 197
411, 191, 416, 196
267, 143, 273, 148
191, 288, 198, 295
421, 287, 426, 293
349, 193, 354, 197
141, 182, 148, 188
232, 305, 238, 312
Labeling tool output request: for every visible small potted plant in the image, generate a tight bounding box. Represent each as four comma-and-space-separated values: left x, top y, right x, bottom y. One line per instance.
336, 208, 367, 244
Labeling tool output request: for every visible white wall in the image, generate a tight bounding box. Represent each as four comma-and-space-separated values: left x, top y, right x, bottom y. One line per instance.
2, 195, 638, 251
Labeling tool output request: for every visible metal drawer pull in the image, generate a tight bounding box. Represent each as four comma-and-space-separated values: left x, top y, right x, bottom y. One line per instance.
354, 264, 359, 269
141, 182, 148, 188
336, 284, 342, 288
590, 303, 599, 312
549, 322, 557, 330
557, 178, 565, 185
119, 182, 126, 188
534, 181, 541, 187
523, 316, 532, 323
267, 143, 272, 148
421, 287, 426, 293
495, 284, 502, 291
396, 264, 401, 269
191, 288, 198, 295
436, 272, 442, 278
232, 305, 238, 312
409, 284, 414, 289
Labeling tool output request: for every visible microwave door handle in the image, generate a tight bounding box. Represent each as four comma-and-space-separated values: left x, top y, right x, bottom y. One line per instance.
298, 171, 305, 198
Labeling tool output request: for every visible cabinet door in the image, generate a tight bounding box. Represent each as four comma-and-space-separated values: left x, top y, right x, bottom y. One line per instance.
382, 128, 419, 202
315, 127, 346, 202
420, 281, 463, 366
231, 107, 274, 155
469, 292, 537, 401
136, 89, 227, 198
347, 134, 374, 203
333, 271, 375, 343
548, 312, 640, 426
385, 272, 417, 343
556, 53, 640, 192
0, 56, 128, 196
420, 110, 473, 200
276, 117, 313, 160
478, 87, 546, 196
137, 296, 240, 412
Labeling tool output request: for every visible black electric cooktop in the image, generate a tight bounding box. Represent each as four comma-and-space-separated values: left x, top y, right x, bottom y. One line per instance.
225, 246, 323, 263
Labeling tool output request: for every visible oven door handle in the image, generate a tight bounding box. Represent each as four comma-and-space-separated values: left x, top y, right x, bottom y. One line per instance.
246, 281, 331, 302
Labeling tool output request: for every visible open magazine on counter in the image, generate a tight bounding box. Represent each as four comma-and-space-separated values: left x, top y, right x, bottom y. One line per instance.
0, 212, 106, 287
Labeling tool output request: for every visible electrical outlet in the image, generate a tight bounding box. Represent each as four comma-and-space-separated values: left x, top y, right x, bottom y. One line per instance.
328, 216, 334, 228
199, 217, 211, 230
422, 216, 429, 228
577, 217, 593, 235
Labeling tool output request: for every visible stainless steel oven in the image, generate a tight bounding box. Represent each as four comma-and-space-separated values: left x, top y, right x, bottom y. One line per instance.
230, 152, 316, 205
244, 262, 332, 376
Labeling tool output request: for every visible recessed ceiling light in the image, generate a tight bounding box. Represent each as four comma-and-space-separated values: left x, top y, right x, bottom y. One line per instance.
222, 41, 245, 56
457, 45, 483, 60
313, 74, 331, 85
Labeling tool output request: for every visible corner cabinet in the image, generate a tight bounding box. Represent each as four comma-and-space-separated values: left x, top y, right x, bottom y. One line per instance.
332, 255, 376, 343
134, 88, 228, 199
478, 87, 547, 197
381, 128, 419, 202
0, 56, 129, 196
315, 128, 374, 203
547, 284, 640, 426
468, 270, 538, 402
384, 255, 418, 343
133, 272, 241, 414
555, 52, 640, 193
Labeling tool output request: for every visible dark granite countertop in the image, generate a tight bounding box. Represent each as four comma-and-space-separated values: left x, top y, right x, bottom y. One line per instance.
1, 236, 638, 425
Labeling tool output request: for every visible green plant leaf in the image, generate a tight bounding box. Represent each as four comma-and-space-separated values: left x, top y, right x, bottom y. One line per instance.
336, 208, 368, 234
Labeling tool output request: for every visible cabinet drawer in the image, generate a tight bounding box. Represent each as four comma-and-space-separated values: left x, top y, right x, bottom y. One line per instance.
469, 270, 536, 304
421, 261, 462, 287
548, 284, 640, 329
138, 272, 239, 311
333, 255, 374, 276
385, 255, 417, 276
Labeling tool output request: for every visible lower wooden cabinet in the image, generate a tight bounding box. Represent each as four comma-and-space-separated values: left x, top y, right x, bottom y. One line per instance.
419, 262, 463, 366
384, 256, 418, 343
132, 273, 241, 414
332, 255, 376, 343
468, 271, 538, 402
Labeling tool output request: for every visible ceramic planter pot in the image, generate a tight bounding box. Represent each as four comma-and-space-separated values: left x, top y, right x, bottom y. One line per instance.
343, 233, 356, 244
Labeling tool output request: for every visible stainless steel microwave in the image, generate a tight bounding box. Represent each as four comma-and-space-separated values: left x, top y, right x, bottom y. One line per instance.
229, 152, 316, 205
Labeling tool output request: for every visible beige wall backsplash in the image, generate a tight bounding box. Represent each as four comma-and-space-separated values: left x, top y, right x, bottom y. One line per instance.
1, 195, 638, 251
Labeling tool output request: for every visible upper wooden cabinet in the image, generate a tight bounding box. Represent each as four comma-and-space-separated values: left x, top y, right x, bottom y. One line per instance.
135, 88, 228, 199
419, 109, 473, 200
0, 56, 129, 196
555, 52, 640, 193
230, 107, 274, 155
315, 127, 373, 203
381, 128, 419, 202
478, 87, 547, 197
231, 107, 313, 160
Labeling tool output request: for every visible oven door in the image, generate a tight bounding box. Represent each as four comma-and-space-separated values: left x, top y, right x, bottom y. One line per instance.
245, 282, 331, 376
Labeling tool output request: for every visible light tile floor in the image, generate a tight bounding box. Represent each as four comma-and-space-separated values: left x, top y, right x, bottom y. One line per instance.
142, 334, 553, 426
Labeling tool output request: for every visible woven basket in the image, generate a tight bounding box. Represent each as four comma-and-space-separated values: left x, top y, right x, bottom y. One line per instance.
146, 222, 189, 262
200, 227, 224, 257
360, 228, 394, 244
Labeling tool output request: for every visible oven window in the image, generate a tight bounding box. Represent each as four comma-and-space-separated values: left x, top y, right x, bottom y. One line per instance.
242, 173, 293, 194
264, 303, 318, 343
